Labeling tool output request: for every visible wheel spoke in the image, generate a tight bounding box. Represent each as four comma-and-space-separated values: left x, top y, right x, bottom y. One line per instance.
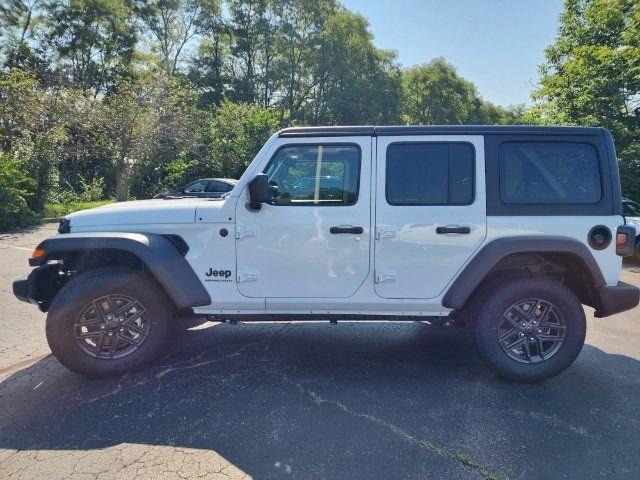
117, 299, 138, 316
536, 337, 546, 360
512, 305, 530, 321
537, 306, 554, 326
499, 328, 518, 343
505, 336, 526, 351
122, 308, 145, 326
106, 296, 119, 316
95, 333, 106, 354
529, 300, 542, 319
76, 316, 103, 327
522, 340, 532, 362
126, 323, 145, 335
542, 322, 565, 331
92, 301, 106, 322
537, 333, 564, 342
118, 333, 142, 347
77, 330, 102, 338
503, 314, 522, 330
109, 334, 118, 358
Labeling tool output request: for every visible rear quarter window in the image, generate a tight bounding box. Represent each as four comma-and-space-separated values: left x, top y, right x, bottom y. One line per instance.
499, 142, 602, 204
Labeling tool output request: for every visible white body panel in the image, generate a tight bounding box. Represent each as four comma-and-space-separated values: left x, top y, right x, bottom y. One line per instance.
66, 130, 626, 317
374, 135, 487, 299
234, 136, 372, 298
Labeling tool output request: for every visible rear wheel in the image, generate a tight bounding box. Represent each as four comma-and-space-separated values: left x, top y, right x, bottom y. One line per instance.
46, 267, 173, 377
474, 274, 586, 382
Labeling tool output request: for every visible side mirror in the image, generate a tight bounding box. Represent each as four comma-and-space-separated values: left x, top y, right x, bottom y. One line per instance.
247, 173, 269, 210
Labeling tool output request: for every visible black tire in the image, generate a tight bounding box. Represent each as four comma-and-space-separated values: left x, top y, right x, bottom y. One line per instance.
474, 273, 586, 383
46, 267, 174, 378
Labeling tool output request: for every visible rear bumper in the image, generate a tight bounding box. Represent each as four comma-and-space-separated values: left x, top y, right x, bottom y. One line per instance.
595, 281, 640, 317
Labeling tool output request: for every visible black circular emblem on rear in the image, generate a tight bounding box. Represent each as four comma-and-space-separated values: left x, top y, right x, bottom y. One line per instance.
220, 228, 228, 237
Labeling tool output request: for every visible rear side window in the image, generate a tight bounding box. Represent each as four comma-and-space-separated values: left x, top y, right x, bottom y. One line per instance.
499, 142, 601, 204
183, 180, 209, 193
386, 143, 474, 205
206, 181, 230, 192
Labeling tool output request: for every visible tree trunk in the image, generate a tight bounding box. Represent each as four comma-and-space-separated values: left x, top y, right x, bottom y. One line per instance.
115, 156, 125, 202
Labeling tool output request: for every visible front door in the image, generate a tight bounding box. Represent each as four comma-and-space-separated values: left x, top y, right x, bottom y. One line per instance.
374, 135, 487, 299
235, 137, 372, 298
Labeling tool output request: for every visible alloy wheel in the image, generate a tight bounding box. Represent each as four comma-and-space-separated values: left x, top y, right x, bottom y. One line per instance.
497, 298, 566, 364
74, 294, 150, 359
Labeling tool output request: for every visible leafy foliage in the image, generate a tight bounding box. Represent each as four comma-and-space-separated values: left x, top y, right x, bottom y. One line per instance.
2, 0, 636, 231
401, 58, 524, 125
535, 0, 640, 201
0, 152, 36, 229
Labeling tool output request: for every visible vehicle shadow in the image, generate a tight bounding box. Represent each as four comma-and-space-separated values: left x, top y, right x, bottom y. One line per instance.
1, 321, 639, 479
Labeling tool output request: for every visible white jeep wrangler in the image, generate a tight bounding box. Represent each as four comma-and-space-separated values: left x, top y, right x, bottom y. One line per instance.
13, 126, 640, 382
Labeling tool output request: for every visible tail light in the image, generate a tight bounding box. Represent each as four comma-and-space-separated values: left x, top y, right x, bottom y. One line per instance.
615, 225, 636, 257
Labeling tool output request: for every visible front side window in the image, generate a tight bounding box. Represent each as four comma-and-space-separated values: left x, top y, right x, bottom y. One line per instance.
499, 142, 602, 204
264, 145, 360, 206
386, 143, 474, 205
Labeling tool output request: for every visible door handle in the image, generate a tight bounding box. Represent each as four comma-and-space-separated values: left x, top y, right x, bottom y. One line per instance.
330, 226, 364, 235
436, 225, 471, 234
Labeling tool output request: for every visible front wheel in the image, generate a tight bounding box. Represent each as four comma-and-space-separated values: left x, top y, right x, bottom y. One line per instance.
474, 274, 586, 383
46, 267, 174, 378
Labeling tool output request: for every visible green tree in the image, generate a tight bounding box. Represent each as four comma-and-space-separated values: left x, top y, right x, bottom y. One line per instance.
535, 0, 640, 200
309, 10, 401, 125
133, 0, 220, 77
0, 69, 65, 211
44, 0, 137, 94
273, 0, 337, 121
204, 100, 279, 178
402, 58, 480, 125
0, 152, 36, 230
0, 0, 40, 46
103, 75, 160, 200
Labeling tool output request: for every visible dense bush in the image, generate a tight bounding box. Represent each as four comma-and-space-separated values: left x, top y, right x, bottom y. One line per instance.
0, 153, 36, 230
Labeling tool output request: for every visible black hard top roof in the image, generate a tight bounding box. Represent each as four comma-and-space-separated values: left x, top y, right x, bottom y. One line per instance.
278, 125, 605, 138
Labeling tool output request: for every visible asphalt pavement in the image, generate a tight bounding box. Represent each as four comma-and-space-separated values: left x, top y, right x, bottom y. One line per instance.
1, 225, 639, 479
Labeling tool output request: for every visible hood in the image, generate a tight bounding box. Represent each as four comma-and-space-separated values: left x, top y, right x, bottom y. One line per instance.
66, 198, 218, 227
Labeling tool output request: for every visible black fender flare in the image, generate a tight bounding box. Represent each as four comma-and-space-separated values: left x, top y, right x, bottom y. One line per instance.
31, 232, 211, 309
442, 236, 606, 309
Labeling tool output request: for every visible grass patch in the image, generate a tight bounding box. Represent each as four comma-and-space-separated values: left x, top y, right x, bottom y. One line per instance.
42, 200, 114, 218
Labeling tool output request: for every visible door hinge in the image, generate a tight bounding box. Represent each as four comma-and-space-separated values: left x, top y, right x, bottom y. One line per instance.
375, 269, 397, 283
237, 269, 259, 283
235, 225, 257, 239
375, 227, 397, 240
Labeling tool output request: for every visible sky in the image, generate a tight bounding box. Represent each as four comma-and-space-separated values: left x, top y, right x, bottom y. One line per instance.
340, 0, 565, 107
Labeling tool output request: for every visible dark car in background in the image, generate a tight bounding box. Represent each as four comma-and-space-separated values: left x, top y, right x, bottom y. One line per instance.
154, 178, 238, 199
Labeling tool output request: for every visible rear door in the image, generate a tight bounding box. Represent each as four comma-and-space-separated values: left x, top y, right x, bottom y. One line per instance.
374, 135, 486, 299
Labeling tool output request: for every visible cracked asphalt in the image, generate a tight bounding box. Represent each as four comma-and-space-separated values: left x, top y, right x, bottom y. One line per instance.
1, 225, 639, 479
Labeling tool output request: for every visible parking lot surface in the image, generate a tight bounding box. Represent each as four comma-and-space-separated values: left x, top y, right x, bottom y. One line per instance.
1, 225, 639, 479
